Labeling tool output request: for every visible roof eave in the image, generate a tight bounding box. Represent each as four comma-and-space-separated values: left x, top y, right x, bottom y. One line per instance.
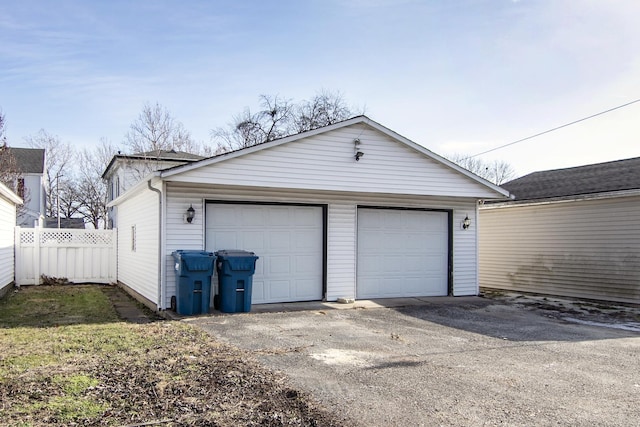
0, 182, 23, 205
481, 188, 640, 209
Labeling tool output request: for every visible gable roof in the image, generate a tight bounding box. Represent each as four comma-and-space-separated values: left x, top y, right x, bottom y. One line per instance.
502, 156, 640, 201
5, 147, 45, 174
102, 149, 205, 178
159, 115, 510, 198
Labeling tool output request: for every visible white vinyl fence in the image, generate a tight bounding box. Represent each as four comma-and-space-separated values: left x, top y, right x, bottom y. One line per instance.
15, 227, 117, 285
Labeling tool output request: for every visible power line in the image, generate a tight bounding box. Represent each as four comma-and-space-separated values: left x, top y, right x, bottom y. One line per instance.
465, 98, 640, 159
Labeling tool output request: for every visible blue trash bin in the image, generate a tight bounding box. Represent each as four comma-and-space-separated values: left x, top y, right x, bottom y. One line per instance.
215, 250, 259, 313
172, 250, 215, 315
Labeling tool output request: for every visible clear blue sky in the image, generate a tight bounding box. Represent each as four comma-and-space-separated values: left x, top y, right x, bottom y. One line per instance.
1, 0, 639, 177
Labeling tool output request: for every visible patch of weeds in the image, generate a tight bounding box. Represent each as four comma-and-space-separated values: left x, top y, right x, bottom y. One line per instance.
0, 354, 58, 378
0, 285, 119, 327
52, 374, 99, 396
34, 396, 108, 423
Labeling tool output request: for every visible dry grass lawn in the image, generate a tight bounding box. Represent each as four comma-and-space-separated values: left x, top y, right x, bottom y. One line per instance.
0, 285, 345, 426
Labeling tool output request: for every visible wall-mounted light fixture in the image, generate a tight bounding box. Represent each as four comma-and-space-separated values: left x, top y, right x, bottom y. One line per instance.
186, 204, 195, 223
354, 138, 364, 161
462, 215, 471, 230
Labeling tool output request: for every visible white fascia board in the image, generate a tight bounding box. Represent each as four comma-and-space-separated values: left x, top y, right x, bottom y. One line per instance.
480, 188, 640, 210
106, 171, 161, 207
0, 182, 23, 205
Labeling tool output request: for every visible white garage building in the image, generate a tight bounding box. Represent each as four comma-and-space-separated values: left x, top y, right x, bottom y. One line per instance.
108, 116, 509, 310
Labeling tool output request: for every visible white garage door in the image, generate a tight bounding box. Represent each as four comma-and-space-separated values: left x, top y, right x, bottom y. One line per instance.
205, 203, 323, 304
357, 208, 448, 299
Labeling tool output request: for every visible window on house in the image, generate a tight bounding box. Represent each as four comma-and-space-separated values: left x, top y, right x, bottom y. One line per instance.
131, 225, 136, 252
116, 178, 120, 197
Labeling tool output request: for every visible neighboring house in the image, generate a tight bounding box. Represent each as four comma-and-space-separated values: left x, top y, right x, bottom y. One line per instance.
102, 149, 204, 228
479, 157, 640, 304
108, 116, 510, 311
5, 148, 46, 227
0, 182, 22, 297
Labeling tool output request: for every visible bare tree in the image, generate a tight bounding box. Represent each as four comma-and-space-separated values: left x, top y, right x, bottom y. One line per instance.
25, 129, 73, 218
0, 111, 32, 218
212, 95, 295, 152
211, 91, 359, 153
293, 89, 354, 133
0, 110, 20, 187
448, 153, 516, 185
73, 139, 120, 229
124, 102, 196, 154
57, 176, 82, 219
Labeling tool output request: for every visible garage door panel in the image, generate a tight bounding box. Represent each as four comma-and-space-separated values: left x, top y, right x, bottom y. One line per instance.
358, 278, 381, 298
357, 209, 448, 299
268, 207, 290, 226
242, 207, 266, 225
295, 279, 318, 298
295, 255, 317, 273
359, 255, 383, 273
268, 256, 291, 274
213, 206, 240, 225
404, 278, 427, 295
294, 207, 320, 226
251, 280, 265, 301
295, 230, 321, 249
206, 203, 323, 304
268, 231, 291, 251
242, 230, 265, 250
269, 280, 292, 299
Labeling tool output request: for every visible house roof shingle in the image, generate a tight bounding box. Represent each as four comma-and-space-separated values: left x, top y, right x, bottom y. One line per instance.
502, 156, 640, 201
5, 147, 45, 174
131, 149, 205, 161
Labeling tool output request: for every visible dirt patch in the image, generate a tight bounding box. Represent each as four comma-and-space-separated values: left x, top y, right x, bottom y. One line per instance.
0, 286, 348, 426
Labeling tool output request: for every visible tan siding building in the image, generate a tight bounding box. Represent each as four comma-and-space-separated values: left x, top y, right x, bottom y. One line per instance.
480, 157, 640, 304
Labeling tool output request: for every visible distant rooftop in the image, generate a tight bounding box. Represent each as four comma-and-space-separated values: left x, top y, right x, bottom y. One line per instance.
502, 156, 640, 201
4, 147, 45, 174
130, 149, 205, 161
102, 149, 206, 178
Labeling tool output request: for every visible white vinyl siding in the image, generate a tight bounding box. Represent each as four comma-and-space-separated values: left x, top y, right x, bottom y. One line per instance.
326, 203, 357, 300
116, 185, 160, 306
0, 194, 17, 292
168, 125, 499, 199
479, 195, 640, 304
164, 183, 480, 307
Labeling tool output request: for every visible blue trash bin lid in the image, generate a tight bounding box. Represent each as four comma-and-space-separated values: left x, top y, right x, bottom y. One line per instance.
174, 250, 215, 271
214, 249, 259, 271
214, 249, 256, 257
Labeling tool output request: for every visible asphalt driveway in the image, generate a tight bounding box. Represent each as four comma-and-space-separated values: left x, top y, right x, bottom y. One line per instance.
190, 295, 640, 426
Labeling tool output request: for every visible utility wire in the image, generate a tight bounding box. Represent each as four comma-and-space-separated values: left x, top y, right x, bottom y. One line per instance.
465, 98, 640, 159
